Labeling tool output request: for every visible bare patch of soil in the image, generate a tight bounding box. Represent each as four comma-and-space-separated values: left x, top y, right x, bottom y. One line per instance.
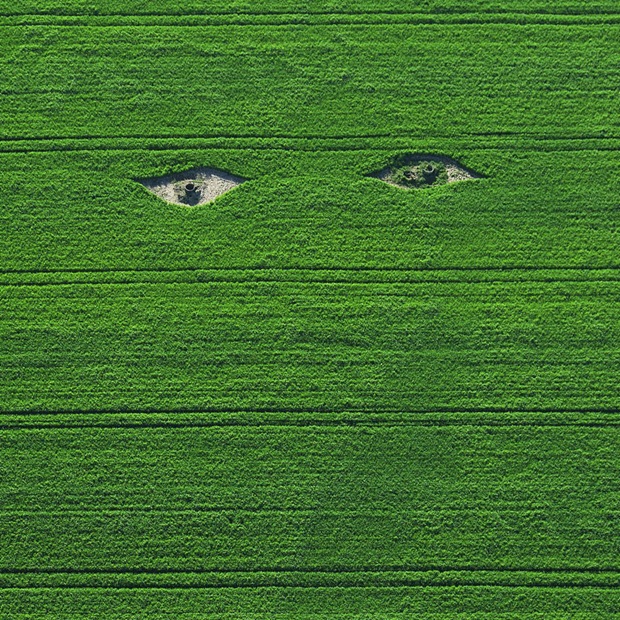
137, 167, 246, 206
371, 154, 482, 189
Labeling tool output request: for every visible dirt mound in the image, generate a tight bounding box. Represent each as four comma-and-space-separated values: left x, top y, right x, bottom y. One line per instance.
137, 167, 245, 206
371, 155, 482, 190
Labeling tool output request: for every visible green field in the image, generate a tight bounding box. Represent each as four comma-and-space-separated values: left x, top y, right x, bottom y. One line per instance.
1, 0, 620, 617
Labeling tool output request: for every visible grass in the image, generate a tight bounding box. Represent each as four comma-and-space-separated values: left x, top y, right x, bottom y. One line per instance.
1, 0, 620, 617
4, 0, 620, 14
3, 587, 620, 619
1, 148, 620, 271
1, 422, 619, 572
3, 280, 620, 412
1, 25, 620, 139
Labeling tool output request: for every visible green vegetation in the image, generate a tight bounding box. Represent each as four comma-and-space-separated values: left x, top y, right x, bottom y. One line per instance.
3, 280, 620, 412
1, 422, 620, 571
1, 148, 620, 271
0, 25, 619, 139
1, 0, 620, 617
3, 0, 620, 15
3, 586, 620, 619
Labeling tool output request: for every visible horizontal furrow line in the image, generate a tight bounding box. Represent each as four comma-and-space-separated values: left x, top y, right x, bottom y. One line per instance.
5, 265, 620, 273
3, 566, 620, 576
3, 19, 620, 28
3, 278, 620, 288
2, 265, 620, 275
2, 567, 620, 590
0, 131, 619, 142
2, 410, 620, 430
1, 507, 581, 515
0, 132, 399, 142
4, 421, 620, 430
2, 582, 619, 590
5, 9, 620, 16
3, 406, 620, 417
2, 13, 620, 28
2, 142, 620, 156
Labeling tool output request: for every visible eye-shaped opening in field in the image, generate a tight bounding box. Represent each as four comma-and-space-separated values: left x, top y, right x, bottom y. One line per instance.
370, 155, 482, 190
136, 167, 246, 207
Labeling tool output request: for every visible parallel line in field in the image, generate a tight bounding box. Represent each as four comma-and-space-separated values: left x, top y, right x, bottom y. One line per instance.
3, 13, 620, 27
5, 407, 620, 414
3, 410, 620, 430
0, 131, 618, 142
2, 567, 620, 590
1, 133, 402, 141
2, 266, 620, 287
2, 265, 620, 275
5, 407, 620, 415
2, 142, 620, 155
2, 278, 620, 288
4, 20, 620, 28
2, 582, 619, 590
4, 423, 620, 430
6, 421, 620, 430
3, 407, 620, 420
3, 565, 620, 589
3, 11, 620, 17
3, 420, 620, 430
0, 508, 587, 514
3, 567, 620, 575
3, 89, 619, 99
5, 10, 620, 16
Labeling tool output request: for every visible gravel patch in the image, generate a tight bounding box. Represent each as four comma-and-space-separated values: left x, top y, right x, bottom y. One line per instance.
137, 167, 246, 206
372, 155, 481, 189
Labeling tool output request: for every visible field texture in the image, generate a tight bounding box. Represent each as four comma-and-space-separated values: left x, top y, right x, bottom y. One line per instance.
1, 0, 620, 617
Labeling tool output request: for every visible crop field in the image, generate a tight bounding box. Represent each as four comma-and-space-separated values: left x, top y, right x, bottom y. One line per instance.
2, 0, 620, 617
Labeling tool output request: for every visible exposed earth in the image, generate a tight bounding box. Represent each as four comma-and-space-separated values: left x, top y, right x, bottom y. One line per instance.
138, 167, 246, 206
